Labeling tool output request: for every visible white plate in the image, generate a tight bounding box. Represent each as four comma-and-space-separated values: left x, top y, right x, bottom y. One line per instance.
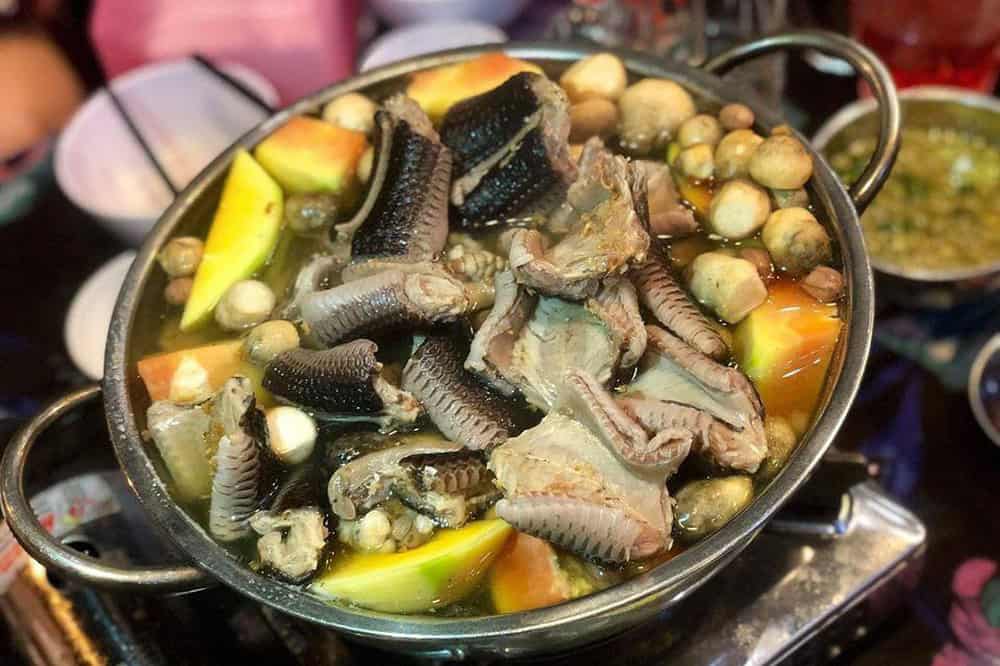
55, 60, 278, 246
64, 251, 136, 380
360, 21, 507, 72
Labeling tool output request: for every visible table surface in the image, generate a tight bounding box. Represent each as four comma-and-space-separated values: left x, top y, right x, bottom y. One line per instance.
2, 10, 999, 665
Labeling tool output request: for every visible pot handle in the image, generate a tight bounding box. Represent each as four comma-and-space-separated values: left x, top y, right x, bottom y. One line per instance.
703, 29, 901, 214
0, 385, 214, 593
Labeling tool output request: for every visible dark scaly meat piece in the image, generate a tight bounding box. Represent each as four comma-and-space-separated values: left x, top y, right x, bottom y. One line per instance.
263, 341, 420, 428
441, 73, 577, 230
631, 244, 729, 360
441, 72, 548, 187
327, 438, 464, 520
336, 95, 450, 264
209, 377, 263, 542
453, 128, 573, 229
299, 269, 475, 346
401, 335, 516, 451
496, 496, 656, 562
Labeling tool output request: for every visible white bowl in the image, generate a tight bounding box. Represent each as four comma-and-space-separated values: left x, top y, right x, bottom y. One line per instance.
64, 251, 136, 380
370, 0, 528, 27
55, 60, 278, 246
360, 20, 507, 72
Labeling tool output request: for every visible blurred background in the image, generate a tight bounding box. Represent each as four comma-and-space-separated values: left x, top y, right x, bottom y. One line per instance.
1, 1, 999, 664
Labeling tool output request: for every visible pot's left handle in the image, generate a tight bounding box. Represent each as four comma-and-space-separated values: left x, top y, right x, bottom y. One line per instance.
0, 385, 215, 593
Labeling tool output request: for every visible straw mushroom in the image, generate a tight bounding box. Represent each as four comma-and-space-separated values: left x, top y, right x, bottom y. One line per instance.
749, 135, 813, 189
719, 103, 754, 131
266, 406, 317, 465
761, 207, 832, 276
158, 237, 204, 278
244, 320, 300, 366
678, 114, 722, 148
322, 92, 377, 136
285, 193, 339, 234
215, 280, 275, 331
569, 98, 619, 142
558, 52, 627, 103
689, 251, 768, 324
800, 266, 845, 303
708, 179, 771, 240
618, 78, 696, 155
758, 416, 797, 481
677, 143, 715, 180
164, 277, 193, 306
714, 129, 764, 179
675, 476, 754, 541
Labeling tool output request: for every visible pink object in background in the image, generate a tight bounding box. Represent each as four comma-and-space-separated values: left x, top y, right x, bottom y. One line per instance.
89, 0, 360, 105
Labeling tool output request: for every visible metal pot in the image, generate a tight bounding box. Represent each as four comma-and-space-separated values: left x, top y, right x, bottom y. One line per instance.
813, 86, 1000, 309
1, 31, 899, 659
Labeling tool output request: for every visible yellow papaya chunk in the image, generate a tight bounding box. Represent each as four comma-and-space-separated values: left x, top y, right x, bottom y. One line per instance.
311, 519, 512, 614
180, 150, 283, 331
253, 115, 367, 195
138, 340, 243, 402
734, 280, 842, 418
490, 532, 571, 613
406, 53, 543, 121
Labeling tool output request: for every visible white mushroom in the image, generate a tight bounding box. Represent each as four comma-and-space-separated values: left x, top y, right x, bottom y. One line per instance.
749, 135, 813, 189
688, 252, 768, 324
708, 179, 771, 240
558, 52, 627, 103
321, 92, 377, 136
157, 237, 204, 278
800, 266, 845, 303
761, 207, 832, 276
214, 280, 275, 331
266, 406, 317, 465
164, 277, 193, 306
341, 508, 394, 553
245, 320, 300, 366
568, 98, 619, 143
714, 129, 764, 179
168, 356, 212, 404
718, 103, 754, 131
677, 114, 722, 148
677, 144, 715, 180
618, 78, 696, 155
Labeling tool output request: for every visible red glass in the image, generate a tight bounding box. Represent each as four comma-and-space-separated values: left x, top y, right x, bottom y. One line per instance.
851, 0, 1000, 91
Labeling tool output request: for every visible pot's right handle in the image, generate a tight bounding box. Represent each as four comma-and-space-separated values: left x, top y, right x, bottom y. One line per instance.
704, 29, 901, 214
0, 385, 214, 593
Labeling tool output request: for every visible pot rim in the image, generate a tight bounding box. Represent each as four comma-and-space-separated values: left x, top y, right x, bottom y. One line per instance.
103, 40, 876, 648
812, 85, 1000, 283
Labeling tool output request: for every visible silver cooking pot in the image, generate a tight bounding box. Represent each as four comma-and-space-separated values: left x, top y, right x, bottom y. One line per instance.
1, 31, 899, 659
